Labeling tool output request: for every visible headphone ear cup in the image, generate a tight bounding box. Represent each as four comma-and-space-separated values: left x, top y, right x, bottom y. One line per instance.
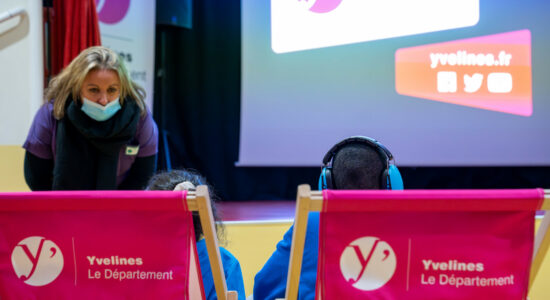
381, 168, 391, 190
325, 167, 333, 189
319, 167, 327, 190
387, 164, 404, 190
319, 167, 333, 190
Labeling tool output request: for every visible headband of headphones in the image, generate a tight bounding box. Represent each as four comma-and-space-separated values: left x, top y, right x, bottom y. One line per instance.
319, 136, 403, 190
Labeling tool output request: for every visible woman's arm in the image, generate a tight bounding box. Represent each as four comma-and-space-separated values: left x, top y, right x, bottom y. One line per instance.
118, 154, 157, 190
24, 151, 54, 190
23, 103, 56, 190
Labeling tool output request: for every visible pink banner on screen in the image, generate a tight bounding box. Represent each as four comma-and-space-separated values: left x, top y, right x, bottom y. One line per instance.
317, 190, 542, 299
395, 30, 532, 117
0, 191, 203, 299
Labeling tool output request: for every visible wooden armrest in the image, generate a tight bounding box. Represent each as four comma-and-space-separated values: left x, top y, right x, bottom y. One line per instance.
227, 291, 238, 300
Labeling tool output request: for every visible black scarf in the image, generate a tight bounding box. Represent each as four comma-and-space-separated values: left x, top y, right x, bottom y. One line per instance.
52, 98, 140, 190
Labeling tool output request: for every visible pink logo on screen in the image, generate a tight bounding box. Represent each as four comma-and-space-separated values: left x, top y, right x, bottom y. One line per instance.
11, 237, 64, 286
340, 237, 396, 291
300, 0, 343, 13
95, 0, 131, 24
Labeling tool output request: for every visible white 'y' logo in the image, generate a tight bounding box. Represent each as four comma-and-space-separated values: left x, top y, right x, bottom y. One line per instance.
339, 236, 396, 291
11, 236, 64, 286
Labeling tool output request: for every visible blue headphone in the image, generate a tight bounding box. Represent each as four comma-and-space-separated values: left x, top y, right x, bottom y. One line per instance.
318, 136, 403, 190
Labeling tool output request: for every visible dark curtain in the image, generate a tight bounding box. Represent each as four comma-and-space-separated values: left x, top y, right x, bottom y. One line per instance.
49, 0, 101, 76
154, 1, 550, 201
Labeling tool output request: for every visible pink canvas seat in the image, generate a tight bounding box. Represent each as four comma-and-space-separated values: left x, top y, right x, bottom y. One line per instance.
285, 185, 549, 300
0, 187, 237, 300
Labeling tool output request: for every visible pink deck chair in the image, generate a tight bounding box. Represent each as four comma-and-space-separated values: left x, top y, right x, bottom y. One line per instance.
0, 186, 237, 300
285, 185, 549, 300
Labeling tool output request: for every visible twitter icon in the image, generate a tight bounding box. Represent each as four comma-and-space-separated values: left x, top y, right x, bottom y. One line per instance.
464, 73, 483, 93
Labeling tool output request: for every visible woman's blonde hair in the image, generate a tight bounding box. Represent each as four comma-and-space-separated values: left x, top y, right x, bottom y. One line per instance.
45, 46, 146, 119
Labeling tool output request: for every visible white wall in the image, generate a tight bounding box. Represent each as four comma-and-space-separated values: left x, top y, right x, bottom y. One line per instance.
0, 0, 43, 146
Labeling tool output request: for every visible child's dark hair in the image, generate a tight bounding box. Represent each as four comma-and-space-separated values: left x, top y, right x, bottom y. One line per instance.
332, 143, 386, 190
146, 169, 224, 242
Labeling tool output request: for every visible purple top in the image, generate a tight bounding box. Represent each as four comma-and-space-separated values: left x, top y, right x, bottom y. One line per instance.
23, 102, 158, 186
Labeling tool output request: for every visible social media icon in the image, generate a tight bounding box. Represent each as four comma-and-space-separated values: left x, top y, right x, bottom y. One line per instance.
11, 236, 64, 286
437, 71, 457, 93
339, 236, 396, 291
463, 73, 483, 93
487, 72, 513, 93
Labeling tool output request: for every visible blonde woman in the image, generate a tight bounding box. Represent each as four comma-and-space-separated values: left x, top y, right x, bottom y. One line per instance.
23, 46, 158, 190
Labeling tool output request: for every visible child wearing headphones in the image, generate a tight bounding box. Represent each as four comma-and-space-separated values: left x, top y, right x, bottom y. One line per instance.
253, 136, 403, 300
146, 169, 246, 300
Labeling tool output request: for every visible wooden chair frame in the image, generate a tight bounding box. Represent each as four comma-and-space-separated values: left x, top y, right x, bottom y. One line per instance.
187, 185, 238, 300
284, 184, 550, 300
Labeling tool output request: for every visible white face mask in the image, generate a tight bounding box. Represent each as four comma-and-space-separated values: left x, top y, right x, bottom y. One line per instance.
80, 97, 121, 121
